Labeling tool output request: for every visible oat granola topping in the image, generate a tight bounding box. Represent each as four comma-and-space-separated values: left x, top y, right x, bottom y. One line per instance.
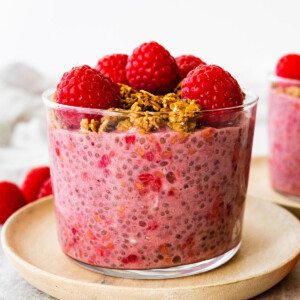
116, 119, 133, 131
78, 84, 202, 134
80, 119, 100, 133
285, 86, 300, 98
174, 81, 182, 97
272, 83, 300, 98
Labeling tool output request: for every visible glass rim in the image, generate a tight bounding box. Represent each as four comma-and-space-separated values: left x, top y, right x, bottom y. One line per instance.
42, 88, 258, 115
268, 73, 300, 85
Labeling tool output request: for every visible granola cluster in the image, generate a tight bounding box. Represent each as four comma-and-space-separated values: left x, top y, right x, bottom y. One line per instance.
272, 82, 300, 98
80, 83, 202, 134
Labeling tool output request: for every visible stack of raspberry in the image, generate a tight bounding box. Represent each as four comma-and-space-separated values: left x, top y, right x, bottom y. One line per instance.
0, 167, 53, 224
55, 41, 244, 114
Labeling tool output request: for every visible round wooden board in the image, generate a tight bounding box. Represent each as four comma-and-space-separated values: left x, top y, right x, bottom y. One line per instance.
2, 196, 300, 300
248, 156, 300, 218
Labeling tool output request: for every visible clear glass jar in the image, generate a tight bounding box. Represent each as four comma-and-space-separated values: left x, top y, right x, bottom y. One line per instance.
43, 89, 258, 279
268, 75, 300, 199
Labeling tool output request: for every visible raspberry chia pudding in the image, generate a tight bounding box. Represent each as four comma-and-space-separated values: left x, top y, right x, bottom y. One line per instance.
44, 42, 258, 278
268, 54, 300, 198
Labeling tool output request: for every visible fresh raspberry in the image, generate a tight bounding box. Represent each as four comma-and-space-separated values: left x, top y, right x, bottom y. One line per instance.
121, 254, 138, 264
0, 182, 26, 224
126, 41, 180, 94
138, 173, 162, 192
182, 65, 243, 110
21, 167, 51, 203
57, 65, 120, 108
276, 54, 300, 80
176, 55, 206, 80
37, 177, 53, 199
56, 65, 121, 126
95, 54, 129, 85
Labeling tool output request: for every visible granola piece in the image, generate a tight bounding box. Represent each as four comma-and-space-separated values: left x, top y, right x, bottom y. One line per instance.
98, 118, 110, 133
130, 90, 162, 112
130, 101, 142, 112
271, 82, 300, 97
80, 109, 129, 134
80, 119, 100, 133
121, 98, 137, 110
49, 108, 57, 124
161, 93, 181, 110
116, 119, 133, 131
89, 119, 100, 132
119, 84, 164, 112
119, 84, 138, 109
119, 83, 137, 99
271, 83, 284, 95
130, 111, 166, 132
174, 81, 182, 97
285, 86, 300, 98
241, 90, 246, 100
99, 112, 127, 133
49, 108, 68, 129
168, 120, 197, 132
171, 99, 200, 112
168, 100, 201, 133
80, 119, 90, 133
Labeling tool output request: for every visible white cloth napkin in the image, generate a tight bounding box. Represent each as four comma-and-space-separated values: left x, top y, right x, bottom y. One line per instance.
0, 63, 53, 185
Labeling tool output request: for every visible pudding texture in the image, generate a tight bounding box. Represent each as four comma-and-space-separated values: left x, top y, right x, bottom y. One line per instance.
268, 88, 300, 197
48, 115, 254, 269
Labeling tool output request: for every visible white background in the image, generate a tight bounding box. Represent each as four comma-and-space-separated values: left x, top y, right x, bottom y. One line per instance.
0, 0, 300, 154
1, 0, 300, 93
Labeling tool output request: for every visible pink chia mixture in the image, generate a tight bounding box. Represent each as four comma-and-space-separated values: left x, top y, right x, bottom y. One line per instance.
268, 88, 300, 197
48, 115, 254, 269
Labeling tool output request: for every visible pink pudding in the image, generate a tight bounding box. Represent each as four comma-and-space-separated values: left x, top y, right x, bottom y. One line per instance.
268, 84, 300, 197
43, 57, 258, 278
47, 109, 256, 270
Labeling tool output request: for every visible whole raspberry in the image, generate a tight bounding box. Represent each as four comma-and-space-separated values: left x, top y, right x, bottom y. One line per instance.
176, 55, 206, 80
56, 65, 121, 126
37, 177, 53, 199
276, 54, 300, 80
22, 166, 51, 203
0, 182, 26, 224
126, 41, 180, 94
182, 65, 243, 110
56, 65, 120, 109
95, 54, 129, 84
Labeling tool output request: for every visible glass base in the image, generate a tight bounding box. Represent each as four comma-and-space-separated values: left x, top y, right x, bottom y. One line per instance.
72, 242, 241, 279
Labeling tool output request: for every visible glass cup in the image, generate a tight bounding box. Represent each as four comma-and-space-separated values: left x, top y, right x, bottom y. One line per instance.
43, 89, 258, 279
268, 75, 300, 199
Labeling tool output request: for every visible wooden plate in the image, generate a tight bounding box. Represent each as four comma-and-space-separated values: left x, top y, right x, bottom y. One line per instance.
248, 156, 300, 218
1, 196, 300, 300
